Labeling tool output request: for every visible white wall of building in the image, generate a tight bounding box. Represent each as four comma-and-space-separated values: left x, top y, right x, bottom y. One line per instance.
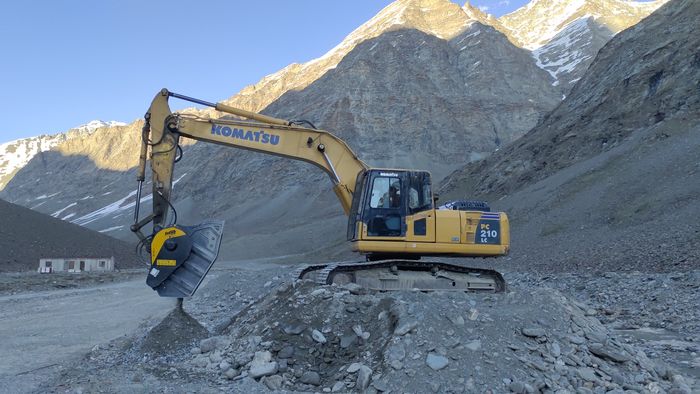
38, 257, 115, 273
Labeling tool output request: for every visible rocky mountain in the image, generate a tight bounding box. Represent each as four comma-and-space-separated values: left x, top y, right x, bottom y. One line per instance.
1, 0, 561, 261
0, 198, 138, 272
441, 0, 700, 272
0, 120, 125, 189
218, 0, 503, 114
500, 0, 668, 49
225, 0, 668, 108
498, 0, 669, 87
0, 0, 673, 262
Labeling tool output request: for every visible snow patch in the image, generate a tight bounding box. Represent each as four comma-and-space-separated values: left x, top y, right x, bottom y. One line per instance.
52, 202, 77, 218
72, 173, 187, 226
70, 120, 127, 133
99, 225, 124, 233
531, 16, 594, 81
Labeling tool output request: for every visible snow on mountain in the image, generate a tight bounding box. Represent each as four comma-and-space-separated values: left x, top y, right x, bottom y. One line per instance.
531, 15, 614, 87
70, 120, 126, 133
499, 0, 669, 50
497, 0, 669, 87
0, 134, 67, 190
0, 120, 125, 190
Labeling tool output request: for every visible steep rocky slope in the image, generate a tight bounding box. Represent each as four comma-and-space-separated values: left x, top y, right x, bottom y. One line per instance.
220, 0, 494, 114
0, 198, 138, 272
500, 0, 669, 49
442, 0, 700, 273
0, 120, 125, 189
499, 0, 669, 88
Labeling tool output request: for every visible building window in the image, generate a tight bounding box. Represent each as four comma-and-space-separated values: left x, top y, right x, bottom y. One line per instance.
68, 261, 75, 270
99, 261, 105, 268
45, 261, 52, 268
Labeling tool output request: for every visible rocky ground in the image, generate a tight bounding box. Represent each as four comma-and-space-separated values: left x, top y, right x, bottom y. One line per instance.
34, 261, 698, 394
0, 269, 143, 295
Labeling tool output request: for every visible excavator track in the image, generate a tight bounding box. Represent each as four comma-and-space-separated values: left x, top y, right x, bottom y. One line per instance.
297, 260, 505, 293
292, 263, 330, 282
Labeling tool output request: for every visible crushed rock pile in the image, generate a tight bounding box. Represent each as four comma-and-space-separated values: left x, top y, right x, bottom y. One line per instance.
139, 304, 209, 357
184, 280, 692, 393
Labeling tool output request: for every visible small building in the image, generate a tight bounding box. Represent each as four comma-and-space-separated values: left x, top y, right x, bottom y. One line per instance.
38, 257, 115, 273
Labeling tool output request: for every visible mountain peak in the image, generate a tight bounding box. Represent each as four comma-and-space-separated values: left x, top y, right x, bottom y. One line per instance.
223, 0, 490, 113
461, 1, 491, 21
350, 0, 477, 41
500, 0, 670, 49
69, 120, 126, 133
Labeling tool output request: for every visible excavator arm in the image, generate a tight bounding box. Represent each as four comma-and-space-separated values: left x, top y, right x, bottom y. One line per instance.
132, 89, 367, 297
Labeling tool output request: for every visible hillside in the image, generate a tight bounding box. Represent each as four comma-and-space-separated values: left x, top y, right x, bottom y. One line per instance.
0, 120, 125, 190
0, 198, 139, 272
0, 0, 560, 261
0, 0, 672, 262
441, 0, 700, 273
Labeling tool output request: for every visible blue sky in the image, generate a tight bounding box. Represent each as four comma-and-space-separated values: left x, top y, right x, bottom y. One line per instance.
0, 0, 530, 143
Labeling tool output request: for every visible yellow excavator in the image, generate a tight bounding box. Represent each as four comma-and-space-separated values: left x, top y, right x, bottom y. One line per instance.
131, 89, 510, 298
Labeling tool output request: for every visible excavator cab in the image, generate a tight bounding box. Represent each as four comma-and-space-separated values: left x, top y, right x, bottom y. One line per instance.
347, 169, 432, 240
348, 169, 509, 260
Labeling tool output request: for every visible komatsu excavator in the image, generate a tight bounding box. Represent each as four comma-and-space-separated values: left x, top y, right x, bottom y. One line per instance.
131, 89, 510, 298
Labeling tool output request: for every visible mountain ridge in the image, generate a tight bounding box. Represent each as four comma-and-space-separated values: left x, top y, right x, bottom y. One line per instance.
0, 0, 674, 261
1, 20, 560, 260
0, 120, 126, 190
499, 0, 669, 49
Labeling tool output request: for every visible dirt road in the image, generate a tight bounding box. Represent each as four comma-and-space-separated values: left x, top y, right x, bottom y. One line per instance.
0, 278, 172, 393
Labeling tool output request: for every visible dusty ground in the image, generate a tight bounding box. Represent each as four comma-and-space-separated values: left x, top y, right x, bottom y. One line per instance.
0, 269, 144, 295
2, 258, 693, 394
0, 276, 172, 393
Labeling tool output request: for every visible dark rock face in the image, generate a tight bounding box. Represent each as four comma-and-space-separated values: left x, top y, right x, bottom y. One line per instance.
443, 0, 700, 198
441, 0, 700, 273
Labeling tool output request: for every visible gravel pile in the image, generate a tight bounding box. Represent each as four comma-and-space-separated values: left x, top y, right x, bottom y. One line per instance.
179, 279, 693, 393
512, 270, 700, 379
39, 264, 697, 393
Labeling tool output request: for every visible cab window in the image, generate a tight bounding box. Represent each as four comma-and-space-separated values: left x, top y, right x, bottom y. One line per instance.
408, 173, 433, 214
369, 177, 401, 208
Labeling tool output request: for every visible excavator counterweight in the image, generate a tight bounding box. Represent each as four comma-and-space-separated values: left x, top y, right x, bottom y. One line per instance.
132, 89, 510, 297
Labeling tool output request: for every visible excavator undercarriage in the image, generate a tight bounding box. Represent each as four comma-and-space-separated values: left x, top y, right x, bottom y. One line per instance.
297, 260, 505, 292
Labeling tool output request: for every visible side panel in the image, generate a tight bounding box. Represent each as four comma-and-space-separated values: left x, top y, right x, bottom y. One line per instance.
351, 211, 510, 257
405, 210, 436, 242
352, 240, 508, 256
435, 210, 463, 244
